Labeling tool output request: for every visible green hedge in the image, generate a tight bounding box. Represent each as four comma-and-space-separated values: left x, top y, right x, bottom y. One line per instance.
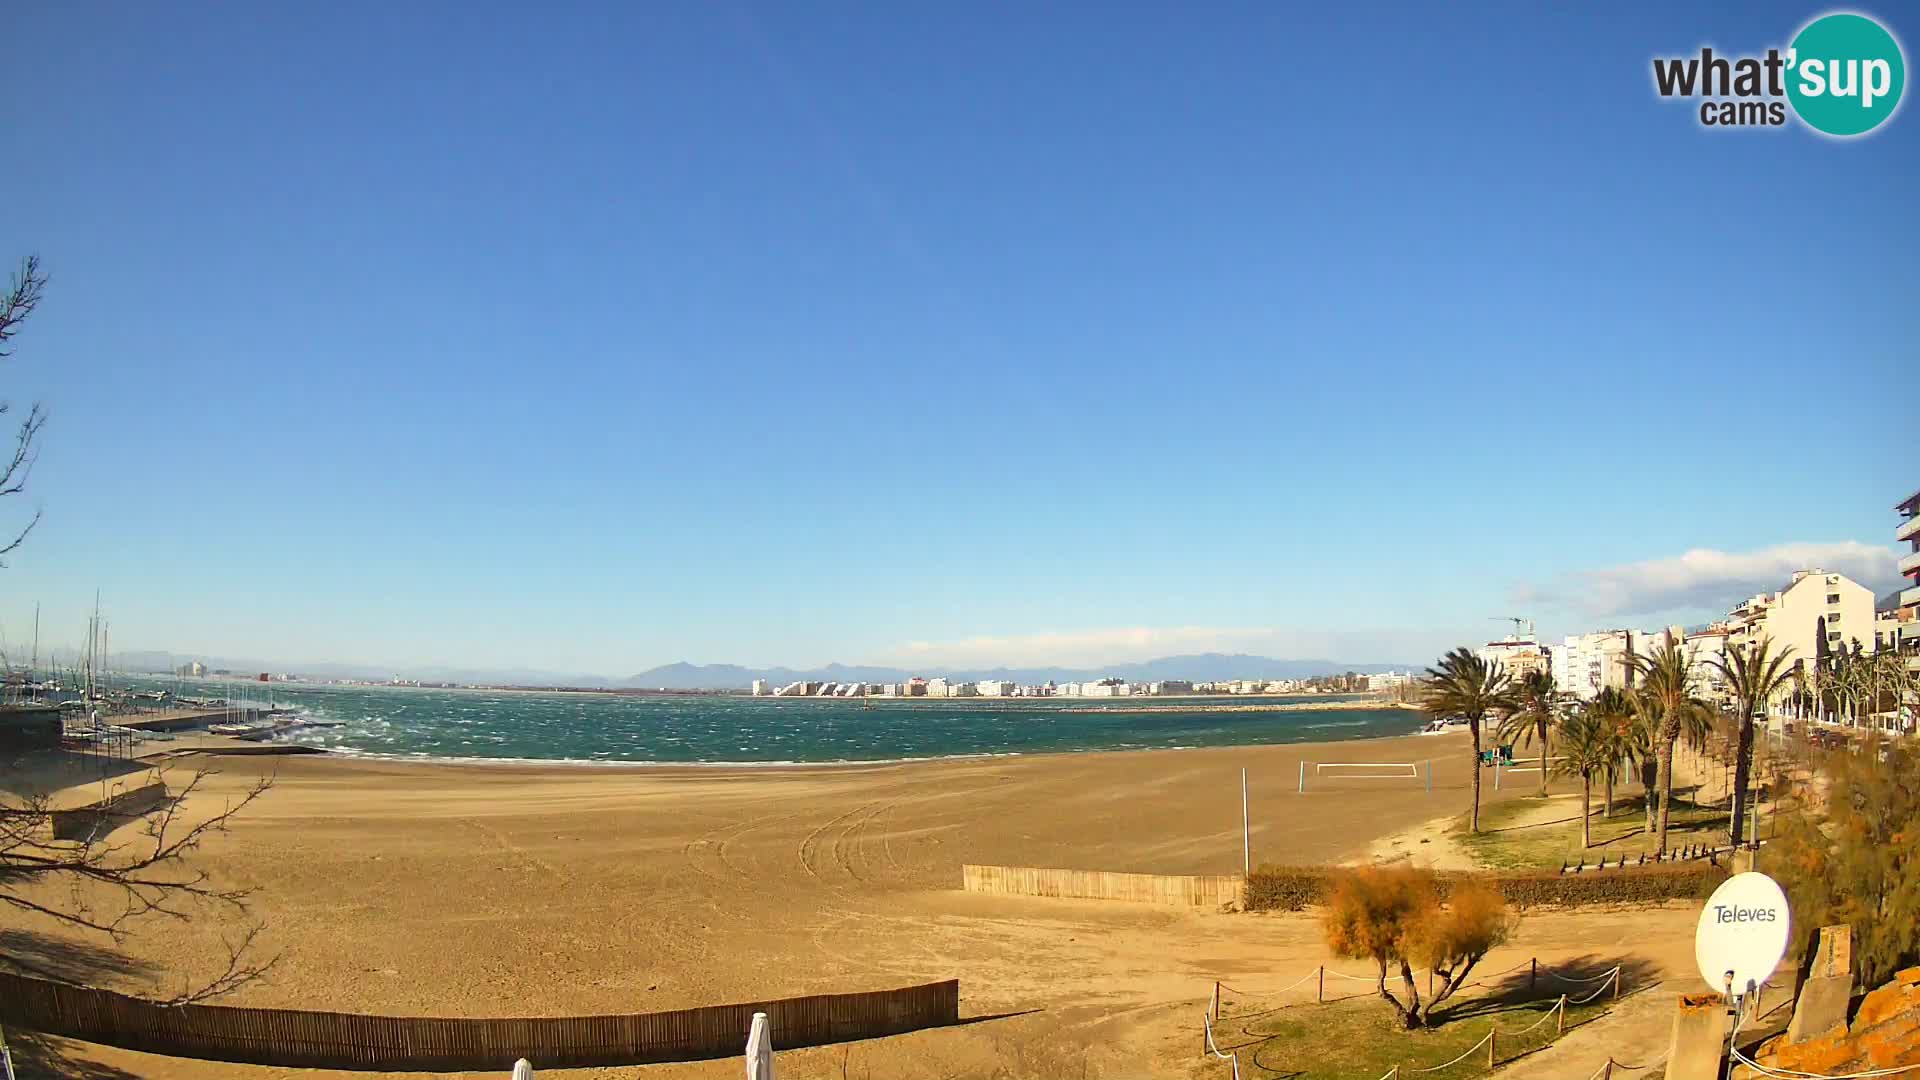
1243, 861, 1726, 912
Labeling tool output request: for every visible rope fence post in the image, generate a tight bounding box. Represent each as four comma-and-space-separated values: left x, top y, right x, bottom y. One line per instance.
1530, 957, 1537, 993
1556, 995, 1567, 1037
1318, 965, 1324, 1004
1487, 1029, 1497, 1068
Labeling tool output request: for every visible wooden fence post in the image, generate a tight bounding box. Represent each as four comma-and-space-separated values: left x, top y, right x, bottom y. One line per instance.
1529, 958, 1537, 993
1317, 966, 1324, 1004
1556, 995, 1566, 1036
1487, 1030, 1496, 1067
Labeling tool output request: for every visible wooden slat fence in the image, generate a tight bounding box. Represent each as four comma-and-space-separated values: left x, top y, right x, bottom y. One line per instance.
0, 972, 958, 1071
962, 863, 1243, 907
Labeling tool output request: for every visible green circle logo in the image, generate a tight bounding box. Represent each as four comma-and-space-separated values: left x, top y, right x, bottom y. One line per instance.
1787, 13, 1906, 136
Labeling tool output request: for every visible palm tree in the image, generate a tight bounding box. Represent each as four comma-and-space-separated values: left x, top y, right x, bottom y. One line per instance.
1582, 687, 1636, 818
1626, 633, 1710, 854
1711, 636, 1795, 848
1555, 712, 1613, 849
1421, 647, 1518, 833
1623, 693, 1661, 834
1499, 669, 1558, 797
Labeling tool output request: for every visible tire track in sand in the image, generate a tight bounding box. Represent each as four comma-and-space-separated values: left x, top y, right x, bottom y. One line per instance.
798, 802, 876, 882
835, 801, 895, 882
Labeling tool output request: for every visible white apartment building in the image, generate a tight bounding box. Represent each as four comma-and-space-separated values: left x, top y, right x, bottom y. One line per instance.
1365, 671, 1414, 693
925, 678, 949, 697
1726, 569, 1876, 671
1893, 489, 1920, 666
1685, 627, 1731, 702
1552, 631, 1633, 701
975, 680, 1011, 697
1479, 637, 1549, 684
750, 679, 767, 696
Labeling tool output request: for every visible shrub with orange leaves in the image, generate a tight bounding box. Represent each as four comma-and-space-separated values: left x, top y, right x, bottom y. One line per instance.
1322, 865, 1513, 1028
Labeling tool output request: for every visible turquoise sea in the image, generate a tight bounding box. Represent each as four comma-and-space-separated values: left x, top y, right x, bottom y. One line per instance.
128, 679, 1424, 765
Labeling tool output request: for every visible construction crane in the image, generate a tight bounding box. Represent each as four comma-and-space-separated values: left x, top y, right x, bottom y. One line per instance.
1489, 616, 1535, 641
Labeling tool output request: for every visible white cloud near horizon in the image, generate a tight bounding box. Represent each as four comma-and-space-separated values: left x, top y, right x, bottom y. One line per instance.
1516, 540, 1902, 619
874, 625, 1465, 669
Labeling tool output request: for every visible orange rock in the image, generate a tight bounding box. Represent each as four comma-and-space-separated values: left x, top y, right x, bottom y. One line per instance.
1853, 987, 1911, 1028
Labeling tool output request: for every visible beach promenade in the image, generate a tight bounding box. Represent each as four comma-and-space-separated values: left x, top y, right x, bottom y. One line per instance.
5, 732, 1708, 1079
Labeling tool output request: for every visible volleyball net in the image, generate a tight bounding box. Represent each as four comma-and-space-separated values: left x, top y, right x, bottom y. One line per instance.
1298, 759, 1431, 793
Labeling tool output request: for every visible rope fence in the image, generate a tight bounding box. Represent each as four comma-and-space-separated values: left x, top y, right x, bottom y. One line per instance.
1210, 957, 1613, 1013
1201, 1009, 1242, 1080
1201, 959, 1631, 1079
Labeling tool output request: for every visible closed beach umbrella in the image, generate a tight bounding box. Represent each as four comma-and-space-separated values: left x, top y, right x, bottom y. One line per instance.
746, 1011, 774, 1080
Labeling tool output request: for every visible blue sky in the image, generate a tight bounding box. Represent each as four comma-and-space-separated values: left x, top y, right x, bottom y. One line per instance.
2, 3, 1913, 676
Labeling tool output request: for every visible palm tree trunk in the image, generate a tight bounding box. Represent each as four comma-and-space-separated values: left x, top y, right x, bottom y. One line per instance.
1604, 767, 1614, 818
1582, 774, 1592, 848
1729, 709, 1756, 847
1656, 736, 1675, 854
1470, 718, 1483, 833
1537, 719, 1549, 797
1641, 759, 1657, 834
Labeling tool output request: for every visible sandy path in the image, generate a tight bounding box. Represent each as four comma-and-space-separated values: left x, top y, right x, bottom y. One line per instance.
4, 733, 1705, 1079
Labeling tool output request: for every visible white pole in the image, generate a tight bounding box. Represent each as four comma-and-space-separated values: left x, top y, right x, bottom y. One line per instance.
511, 1060, 533, 1080
746, 1011, 774, 1080
1241, 768, 1250, 875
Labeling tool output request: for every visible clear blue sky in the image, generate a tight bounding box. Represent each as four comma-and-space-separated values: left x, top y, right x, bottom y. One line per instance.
3, 3, 1913, 676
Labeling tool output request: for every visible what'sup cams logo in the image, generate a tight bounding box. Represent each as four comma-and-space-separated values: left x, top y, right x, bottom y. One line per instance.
1653, 11, 1905, 136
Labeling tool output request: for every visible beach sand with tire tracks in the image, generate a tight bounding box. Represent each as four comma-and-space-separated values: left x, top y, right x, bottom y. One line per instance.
6, 731, 1708, 1079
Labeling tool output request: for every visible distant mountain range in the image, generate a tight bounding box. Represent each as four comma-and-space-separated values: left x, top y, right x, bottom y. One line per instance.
622, 653, 1416, 690
82, 650, 1414, 691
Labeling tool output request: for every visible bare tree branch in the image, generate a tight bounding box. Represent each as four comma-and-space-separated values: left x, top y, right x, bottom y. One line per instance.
1, 762, 278, 1000
0, 254, 48, 561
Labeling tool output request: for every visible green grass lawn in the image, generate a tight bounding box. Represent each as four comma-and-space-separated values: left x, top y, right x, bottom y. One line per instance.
1454, 791, 1730, 871
1207, 979, 1621, 1080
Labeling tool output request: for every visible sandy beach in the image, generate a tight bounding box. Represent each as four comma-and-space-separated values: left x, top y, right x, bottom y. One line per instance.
7, 732, 1706, 1079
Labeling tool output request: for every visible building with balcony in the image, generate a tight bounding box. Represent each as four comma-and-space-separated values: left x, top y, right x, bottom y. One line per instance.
1551, 630, 1642, 701
1897, 488, 1920, 626
1479, 633, 1549, 685
1725, 569, 1877, 715
1685, 626, 1732, 702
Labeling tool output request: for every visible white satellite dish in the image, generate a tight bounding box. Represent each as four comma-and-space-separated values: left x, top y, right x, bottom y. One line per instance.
1695, 871, 1791, 997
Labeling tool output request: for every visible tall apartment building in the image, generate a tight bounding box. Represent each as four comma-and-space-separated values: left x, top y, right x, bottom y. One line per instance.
1724, 570, 1877, 715
1898, 488, 1920, 624
1891, 489, 1920, 671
